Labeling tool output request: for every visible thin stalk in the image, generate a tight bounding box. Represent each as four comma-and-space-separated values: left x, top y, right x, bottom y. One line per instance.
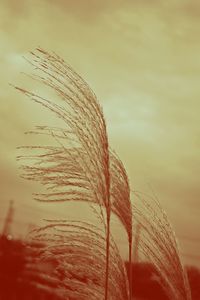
129, 239, 133, 300
105, 213, 111, 300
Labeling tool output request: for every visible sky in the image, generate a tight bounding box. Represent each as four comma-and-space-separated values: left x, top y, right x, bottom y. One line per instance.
0, 0, 200, 265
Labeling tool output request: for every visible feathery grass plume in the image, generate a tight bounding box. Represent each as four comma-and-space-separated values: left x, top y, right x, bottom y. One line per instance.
15, 48, 191, 300
132, 191, 192, 300
109, 151, 133, 299
17, 144, 133, 298
15, 48, 131, 299
28, 220, 129, 300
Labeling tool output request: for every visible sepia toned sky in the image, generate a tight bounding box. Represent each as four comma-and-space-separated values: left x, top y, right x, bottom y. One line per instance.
0, 0, 200, 265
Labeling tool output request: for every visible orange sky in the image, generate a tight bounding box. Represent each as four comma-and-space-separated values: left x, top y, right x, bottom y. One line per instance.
0, 0, 200, 265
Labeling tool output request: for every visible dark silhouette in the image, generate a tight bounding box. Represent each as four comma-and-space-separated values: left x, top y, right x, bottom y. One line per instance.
125, 262, 169, 300
186, 266, 200, 300
0, 235, 62, 300
125, 262, 200, 300
0, 235, 200, 300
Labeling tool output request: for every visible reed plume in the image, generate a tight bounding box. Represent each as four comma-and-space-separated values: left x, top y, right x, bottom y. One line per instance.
28, 220, 129, 300
109, 151, 133, 298
15, 48, 128, 300
132, 191, 192, 300
15, 48, 191, 300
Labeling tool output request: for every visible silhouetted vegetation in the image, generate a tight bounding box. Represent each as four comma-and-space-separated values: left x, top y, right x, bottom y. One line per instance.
125, 262, 169, 300
0, 235, 62, 300
0, 235, 200, 299
186, 266, 200, 300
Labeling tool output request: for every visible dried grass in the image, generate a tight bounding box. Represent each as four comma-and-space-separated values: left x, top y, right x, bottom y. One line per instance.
15, 48, 191, 300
